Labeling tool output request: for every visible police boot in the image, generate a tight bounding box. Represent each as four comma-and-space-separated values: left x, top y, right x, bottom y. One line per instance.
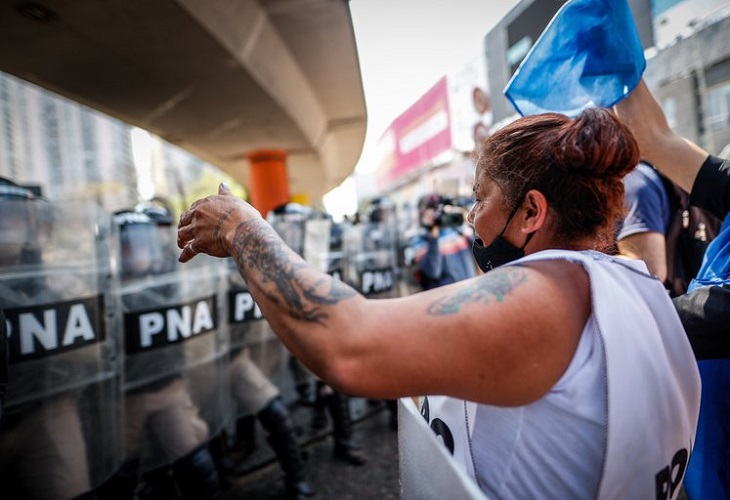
290, 357, 315, 406
93, 470, 137, 500
71, 491, 101, 500
230, 414, 258, 462
171, 443, 222, 500
311, 381, 328, 430
207, 432, 236, 491
295, 380, 315, 407
386, 399, 398, 431
326, 391, 367, 466
258, 397, 314, 499
136, 465, 178, 500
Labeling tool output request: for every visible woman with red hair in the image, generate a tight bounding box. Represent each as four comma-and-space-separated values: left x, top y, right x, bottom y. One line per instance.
177, 107, 699, 499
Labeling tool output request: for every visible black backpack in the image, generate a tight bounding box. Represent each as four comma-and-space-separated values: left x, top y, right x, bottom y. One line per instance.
659, 169, 723, 297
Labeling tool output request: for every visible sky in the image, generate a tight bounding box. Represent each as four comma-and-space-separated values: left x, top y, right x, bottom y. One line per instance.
323, 0, 521, 216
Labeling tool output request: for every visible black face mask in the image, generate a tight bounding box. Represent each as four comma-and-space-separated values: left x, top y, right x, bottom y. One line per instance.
472, 204, 535, 273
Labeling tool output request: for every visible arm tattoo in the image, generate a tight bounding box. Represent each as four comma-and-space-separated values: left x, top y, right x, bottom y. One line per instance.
232, 219, 356, 324
427, 266, 527, 315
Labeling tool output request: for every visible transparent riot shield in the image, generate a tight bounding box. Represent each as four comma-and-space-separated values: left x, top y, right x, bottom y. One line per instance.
303, 217, 333, 274
224, 252, 300, 475
0, 308, 6, 425
397, 204, 424, 297
342, 220, 398, 298
225, 258, 287, 418
398, 398, 486, 500
270, 211, 308, 257
268, 210, 317, 404
117, 226, 229, 473
0, 200, 124, 498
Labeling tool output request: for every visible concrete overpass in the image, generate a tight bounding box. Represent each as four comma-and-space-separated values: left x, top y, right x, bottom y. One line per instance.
0, 0, 367, 212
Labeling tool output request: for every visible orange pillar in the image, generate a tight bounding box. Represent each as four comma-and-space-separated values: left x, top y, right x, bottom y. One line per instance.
247, 149, 290, 218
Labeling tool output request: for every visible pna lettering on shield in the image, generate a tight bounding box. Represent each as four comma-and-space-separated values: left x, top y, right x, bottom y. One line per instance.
124, 296, 217, 353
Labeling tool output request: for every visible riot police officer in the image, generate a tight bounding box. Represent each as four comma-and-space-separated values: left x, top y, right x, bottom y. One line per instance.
223, 260, 314, 499
347, 197, 400, 431
0, 177, 124, 499
274, 204, 368, 466
97, 208, 221, 500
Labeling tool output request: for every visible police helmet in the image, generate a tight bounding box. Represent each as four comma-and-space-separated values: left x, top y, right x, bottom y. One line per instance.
113, 210, 167, 280
268, 202, 312, 222
364, 197, 394, 224
0, 177, 34, 201
141, 205, 173, 226
136, 199, 174, 227
0, 178, 37, 269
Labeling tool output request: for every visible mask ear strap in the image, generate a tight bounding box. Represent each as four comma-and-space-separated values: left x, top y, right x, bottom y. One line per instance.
498, 201, 523, 236
520, 230, 536, 251
501, 197, 537, 249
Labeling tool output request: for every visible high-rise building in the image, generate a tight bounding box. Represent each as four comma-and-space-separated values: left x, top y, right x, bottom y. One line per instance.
0, 71, 137, 208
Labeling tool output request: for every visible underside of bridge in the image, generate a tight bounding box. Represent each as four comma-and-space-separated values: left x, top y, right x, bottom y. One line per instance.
0, 0, 368, 205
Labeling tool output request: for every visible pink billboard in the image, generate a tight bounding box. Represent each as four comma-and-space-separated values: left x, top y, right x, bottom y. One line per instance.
375, 76, 452, 189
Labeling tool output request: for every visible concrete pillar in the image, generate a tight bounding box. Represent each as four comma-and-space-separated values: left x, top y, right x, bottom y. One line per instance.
247, 149, 290, 218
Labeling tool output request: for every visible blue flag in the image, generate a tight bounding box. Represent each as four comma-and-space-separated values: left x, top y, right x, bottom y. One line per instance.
503, 0, 645, 117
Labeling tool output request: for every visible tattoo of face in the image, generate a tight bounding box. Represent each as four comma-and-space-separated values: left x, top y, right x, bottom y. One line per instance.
231, 219, 356, 324
427, 266, 527, 315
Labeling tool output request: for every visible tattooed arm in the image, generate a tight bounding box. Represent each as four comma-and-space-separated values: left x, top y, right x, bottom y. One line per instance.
178, 184, 590, 406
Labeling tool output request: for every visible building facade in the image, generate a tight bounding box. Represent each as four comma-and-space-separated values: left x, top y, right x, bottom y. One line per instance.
359, 50, 493, 209
0, 71, 136, 208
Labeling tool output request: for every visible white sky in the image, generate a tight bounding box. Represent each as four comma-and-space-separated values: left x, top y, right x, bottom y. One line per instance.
323, 0, 520, 217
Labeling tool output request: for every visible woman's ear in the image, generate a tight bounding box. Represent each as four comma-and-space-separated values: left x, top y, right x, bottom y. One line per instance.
521, 189, 548, 232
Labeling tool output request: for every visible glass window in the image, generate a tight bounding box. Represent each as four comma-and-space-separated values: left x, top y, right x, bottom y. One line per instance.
661, 97, 677, 129
707, 81, 730, 132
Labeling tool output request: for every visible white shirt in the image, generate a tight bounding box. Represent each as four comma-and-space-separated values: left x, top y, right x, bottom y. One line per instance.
420, 250, 700, 499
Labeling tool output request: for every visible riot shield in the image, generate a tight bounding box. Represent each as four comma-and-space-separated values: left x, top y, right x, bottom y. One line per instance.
398, 398, 486, 500
397, 205, 424, 297
267, 209, 319, 403
0, 200, 124, 498
0, 307, 6, 425
342, 220, 398, 298
270, 210, 308, 257
225, 258, 286, 417
117, 223, 229, 473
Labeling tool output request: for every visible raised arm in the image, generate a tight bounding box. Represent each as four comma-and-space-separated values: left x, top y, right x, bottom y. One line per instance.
177, 184, 589, 406
614, 79, 709, 193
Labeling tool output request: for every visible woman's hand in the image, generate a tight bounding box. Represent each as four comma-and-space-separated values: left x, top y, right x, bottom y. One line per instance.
177, 183, 262, 262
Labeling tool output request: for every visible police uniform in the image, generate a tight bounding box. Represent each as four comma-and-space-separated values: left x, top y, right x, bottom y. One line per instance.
102, 209, 220, 499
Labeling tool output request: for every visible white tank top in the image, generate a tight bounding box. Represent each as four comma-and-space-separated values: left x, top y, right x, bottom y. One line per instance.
420, 250, 700, 499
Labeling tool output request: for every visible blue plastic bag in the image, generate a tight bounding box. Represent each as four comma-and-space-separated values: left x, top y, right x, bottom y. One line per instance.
504, 0, 645, 117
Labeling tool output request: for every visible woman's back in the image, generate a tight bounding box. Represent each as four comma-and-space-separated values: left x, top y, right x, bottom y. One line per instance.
424, 250, 700, 499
